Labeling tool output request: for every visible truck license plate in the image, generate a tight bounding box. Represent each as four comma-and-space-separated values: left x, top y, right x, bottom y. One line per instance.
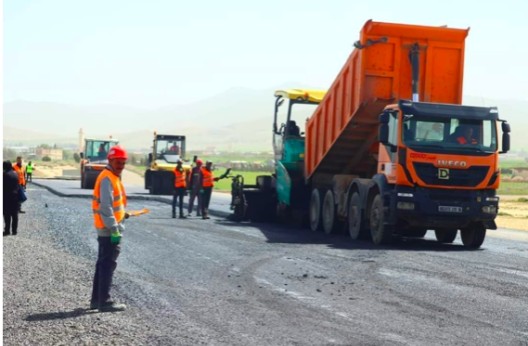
438, 206, 463, 213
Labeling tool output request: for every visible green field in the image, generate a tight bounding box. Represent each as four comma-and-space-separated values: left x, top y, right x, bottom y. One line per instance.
498, 181, 528, 195
124, 158, 528, 195
214, 170, 270, 192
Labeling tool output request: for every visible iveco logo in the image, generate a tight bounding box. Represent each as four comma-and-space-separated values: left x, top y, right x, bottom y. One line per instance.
437, 160, 467, 168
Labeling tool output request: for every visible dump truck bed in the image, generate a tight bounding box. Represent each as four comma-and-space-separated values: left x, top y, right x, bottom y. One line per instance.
305, 20, 469, 179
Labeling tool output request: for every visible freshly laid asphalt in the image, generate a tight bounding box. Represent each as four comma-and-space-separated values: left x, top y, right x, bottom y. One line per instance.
30, 178, 233, 218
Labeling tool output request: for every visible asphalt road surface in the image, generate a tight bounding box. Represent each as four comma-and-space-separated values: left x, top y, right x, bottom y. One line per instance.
5, 184, 528, 345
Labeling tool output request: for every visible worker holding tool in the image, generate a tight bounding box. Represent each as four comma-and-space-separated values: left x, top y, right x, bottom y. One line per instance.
172, 159, 187, 219
188, 159, 204, 217
200, 161, 220, 220
90, 145, 129, 312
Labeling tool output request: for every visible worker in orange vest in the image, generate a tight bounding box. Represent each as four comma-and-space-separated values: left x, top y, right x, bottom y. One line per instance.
13, 156, 26, 189
90, 145, 129, 312
172, 159, 187, 219
13, 157, 26, 213
200, 161, 220, 219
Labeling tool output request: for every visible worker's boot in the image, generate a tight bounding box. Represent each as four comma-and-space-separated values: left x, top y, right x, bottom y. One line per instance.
202, 209, 210, 219
172, 210, 176, 218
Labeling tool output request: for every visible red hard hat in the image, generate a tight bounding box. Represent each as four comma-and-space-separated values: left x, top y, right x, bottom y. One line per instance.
195, 159, 203, 165
107, 145, 128, 160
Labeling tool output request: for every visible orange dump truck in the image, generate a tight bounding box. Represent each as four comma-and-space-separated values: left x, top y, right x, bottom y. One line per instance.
240, 20, 511, 249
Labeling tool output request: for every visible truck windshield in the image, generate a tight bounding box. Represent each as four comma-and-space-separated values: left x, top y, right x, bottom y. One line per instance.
86, 140, 116, 161
276, 100, 318, 137
156, 139, 183, 163
402, 116, 497, 152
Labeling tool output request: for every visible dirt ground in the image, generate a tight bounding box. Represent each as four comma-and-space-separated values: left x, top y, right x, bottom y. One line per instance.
32, 164, 528, 231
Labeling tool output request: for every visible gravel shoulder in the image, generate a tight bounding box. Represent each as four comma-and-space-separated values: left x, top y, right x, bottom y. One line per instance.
3, 189, 206, 346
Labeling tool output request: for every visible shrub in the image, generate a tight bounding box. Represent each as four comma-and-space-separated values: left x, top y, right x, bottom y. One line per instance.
42, 156, 51, 162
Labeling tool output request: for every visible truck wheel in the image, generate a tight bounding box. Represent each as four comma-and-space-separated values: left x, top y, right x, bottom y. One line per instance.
348, 192, 365, 240
83, 173, 97, 190
149, 174, 159, 194
434, 229, 457, 243
322, 190, 337, 235
144, 170, 151, 190
309, 188, 322, 232
369, 194, 392, 245
461, 224, 486, 249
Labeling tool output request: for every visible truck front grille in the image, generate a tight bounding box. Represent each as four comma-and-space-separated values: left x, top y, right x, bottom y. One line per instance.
413, 163, 489, 187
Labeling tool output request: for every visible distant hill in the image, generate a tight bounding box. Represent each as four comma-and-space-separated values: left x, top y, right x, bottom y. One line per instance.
4, 89, 528, 152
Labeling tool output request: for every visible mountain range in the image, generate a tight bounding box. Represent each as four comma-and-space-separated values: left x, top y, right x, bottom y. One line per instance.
3, 88, 528, 153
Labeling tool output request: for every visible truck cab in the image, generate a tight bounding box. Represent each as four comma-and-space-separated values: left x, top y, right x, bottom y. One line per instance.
374, 100, 510, 246
80, 138, 119, 189
145, 133, 190, 195
273, 89, 325, 208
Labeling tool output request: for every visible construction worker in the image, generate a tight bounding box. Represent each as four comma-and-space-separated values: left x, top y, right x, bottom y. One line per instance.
188, 159, 203, 217
98, 143, 108, 159
172, 159, 187, 219
13, 157, 26, 213
168, 142, 180, 154
200, 161, 220, 220
90, 145, 129, 312
25, 161, 34, 183
13, 157, 25, 189
452, 125, 478, 145
3, 160, 21, 236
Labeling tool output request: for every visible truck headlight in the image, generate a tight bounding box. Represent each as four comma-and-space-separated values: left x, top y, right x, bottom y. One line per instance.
482, 205, 497, 214
397, 201, 415, 210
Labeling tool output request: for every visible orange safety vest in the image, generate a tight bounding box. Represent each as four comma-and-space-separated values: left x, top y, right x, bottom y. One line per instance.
201, 168, 214, 187
456, 136, 477, 145
13, 164, 25, 186
174, 168, 187, 188
92, 169, 127, 230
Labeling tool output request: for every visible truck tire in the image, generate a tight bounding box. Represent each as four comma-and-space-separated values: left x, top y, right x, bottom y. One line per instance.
434, 229, 457, 243
148, 171, 174, 195
322, 190, 337, 235
144, 170, 151, 190
149, 172, 162, 195
83, 172, 97, 190
461, 224, 486, 249
309, 188, 322, 232
369, 194, 392, 245
348, 192, 366, 240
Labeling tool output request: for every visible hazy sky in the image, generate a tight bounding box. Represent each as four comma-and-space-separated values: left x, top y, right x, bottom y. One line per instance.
4, 0, 528, 108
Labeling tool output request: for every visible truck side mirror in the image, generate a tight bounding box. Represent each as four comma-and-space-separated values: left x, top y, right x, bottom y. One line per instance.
501, 133, 510, 153
147, 153, 153, 164
501, 121, 511, 133
80, 152, 84, 159
500, 121, 510, 153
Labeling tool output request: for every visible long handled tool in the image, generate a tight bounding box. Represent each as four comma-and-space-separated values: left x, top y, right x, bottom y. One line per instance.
125, 208, 150, 218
